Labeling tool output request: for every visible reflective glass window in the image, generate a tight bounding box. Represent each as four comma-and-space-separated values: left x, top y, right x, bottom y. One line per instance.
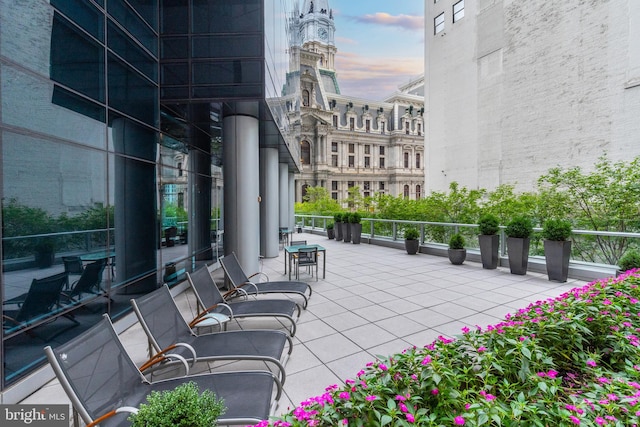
192, 0, 261, 34
51, 0, 105, 41
108, 54, 158, 126
108, 21, 158, 82
108, 0, 158, 56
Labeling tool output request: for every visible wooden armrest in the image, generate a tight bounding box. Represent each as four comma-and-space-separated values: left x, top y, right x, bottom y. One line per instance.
87, 407, 139, 427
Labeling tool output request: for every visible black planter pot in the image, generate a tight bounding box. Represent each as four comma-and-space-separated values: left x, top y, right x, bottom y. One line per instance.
351, 223, 362, 244
448, 248, 466, 265
35, 251, 55, 269
506, 237, 530, 275
478, 234, 499, 269
405, 239, 419, 255
544, 239, 571, 282
327, 229, 335, 239
335, 221, 343, 241
343, 222, 351, 243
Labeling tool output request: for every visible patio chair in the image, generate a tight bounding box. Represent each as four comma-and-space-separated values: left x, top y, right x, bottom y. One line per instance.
295, 247, 318, 281
3, 272, 78, 338
220, 252, 312, 309
62, 256, 84, 289
62, 258, 108, 303
44, 314, 282, 427
187, 267, 300, 337
130, 284, 292, 384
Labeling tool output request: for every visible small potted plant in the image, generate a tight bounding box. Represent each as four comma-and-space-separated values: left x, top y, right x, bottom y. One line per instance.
404, 228, 420, 255
542, 218, 572, 282
448, 233, 466, 265
617, 249, 640, 275
34, 238, 56, 269
334, 212, 344, 241
349, 212, 363, 244
478, 213, 500, 269
326, 222, 335, 239
129, 381, 225, 427
505, 216, 534, 275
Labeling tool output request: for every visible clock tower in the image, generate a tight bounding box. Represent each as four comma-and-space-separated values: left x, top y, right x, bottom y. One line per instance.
296, 0, 336, 71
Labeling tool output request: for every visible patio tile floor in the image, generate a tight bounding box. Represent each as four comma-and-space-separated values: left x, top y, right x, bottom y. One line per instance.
19, 231, 587, 423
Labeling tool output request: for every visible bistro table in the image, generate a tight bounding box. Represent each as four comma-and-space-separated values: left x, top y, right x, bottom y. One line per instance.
284, 243, 326, 280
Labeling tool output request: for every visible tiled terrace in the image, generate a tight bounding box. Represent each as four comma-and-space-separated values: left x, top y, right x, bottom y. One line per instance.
21, 231, 586, 422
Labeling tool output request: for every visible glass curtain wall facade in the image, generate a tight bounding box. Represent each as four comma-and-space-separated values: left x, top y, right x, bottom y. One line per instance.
0, 0, 298, 394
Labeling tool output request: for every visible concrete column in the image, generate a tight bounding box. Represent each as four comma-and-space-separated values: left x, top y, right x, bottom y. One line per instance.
223, 111, 260, 274
279, 163, 289, 228
288, 172, 295, 230
260, 147, 279, 258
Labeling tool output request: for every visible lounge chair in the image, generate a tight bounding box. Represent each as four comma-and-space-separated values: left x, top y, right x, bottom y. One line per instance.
62, 258, 108, 303
186, 267, 301, 337
44, 314, 282, 427
130, 285, 292, 384
3, 272, 78, 338
220, 252, 312, 309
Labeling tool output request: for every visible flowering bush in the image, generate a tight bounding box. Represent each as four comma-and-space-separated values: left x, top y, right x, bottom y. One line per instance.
253, 270, 640, 426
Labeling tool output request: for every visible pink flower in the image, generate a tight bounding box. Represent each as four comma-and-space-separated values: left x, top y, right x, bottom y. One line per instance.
421, 356, 432, 365
339, 392, 350, 399
569, 415, 581, 424
406, 413, 415, 423
454, 416, 465, 425
431, 388, 439, 395
365, 395, 377, 401
477, 346, 487, 352
379, 363, 388, 371
399, 403, 408, 413
594, 417, 606, 425
586, 360, 597, 367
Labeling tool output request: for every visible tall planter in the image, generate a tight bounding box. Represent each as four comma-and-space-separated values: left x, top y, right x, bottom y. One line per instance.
506, 237, 530, 275
478, 234, 499, 269
335, 221, 343, 241
351, 223, 362, 244
342, 222, 351, 243
544, 240, 571, 282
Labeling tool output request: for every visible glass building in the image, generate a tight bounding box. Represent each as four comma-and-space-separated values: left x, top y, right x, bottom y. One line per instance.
0, 0, 300, 398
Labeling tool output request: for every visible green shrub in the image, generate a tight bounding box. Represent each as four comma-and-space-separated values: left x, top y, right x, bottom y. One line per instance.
326, 222, 334, 230
129, 382, 225, 427
334, 212, 344, 222
449, 233, 465, 249
618, 249, 640, 271
478, 213, 500, 235
542, 218, 572, 241
505, 216, 534, 238
348, 212, 362, 224
404, 228, 419, 240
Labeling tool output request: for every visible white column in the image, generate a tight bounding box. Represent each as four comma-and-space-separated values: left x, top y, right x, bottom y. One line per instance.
223, 114, 260, 274
279, 163, 289, 228
288, 172, 295, 230
260, 147, 279, 258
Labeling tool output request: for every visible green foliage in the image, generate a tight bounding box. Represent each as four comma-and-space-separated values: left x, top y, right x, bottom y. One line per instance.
129, 382, 225, 427
505, 216, 534, 239
542, 218, 572, 241
449, 233, 465, 249
263, 272, 640, 427
347, 212, 362, 224
333, 212, 344, 222
326, 222, 334, 230
618, 249, 640, 271
478, 213, 500, 235
345, 186, 363, 211
296, 186, 342, 215
404, 228, 419, 240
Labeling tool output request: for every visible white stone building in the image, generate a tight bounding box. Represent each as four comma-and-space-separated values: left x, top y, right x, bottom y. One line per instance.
424, 0, 640, 192
288, 0, 425, 203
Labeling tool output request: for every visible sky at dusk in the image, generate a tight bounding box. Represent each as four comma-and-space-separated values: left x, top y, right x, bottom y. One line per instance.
328, 0, 424, 100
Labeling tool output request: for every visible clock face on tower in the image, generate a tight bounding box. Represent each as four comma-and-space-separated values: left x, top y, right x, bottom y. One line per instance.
318, 27, 328, 41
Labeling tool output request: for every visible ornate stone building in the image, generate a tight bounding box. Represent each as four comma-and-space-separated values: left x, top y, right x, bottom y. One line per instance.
288, 0, 425, 203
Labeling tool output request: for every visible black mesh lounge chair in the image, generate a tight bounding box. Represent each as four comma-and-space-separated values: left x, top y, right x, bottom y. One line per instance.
186, 267, 301, 337
3, 272, 78, 338
130, 285, 292, 384
220, 252, 312, 309
63, 258, 108, 303
44, 314, 282, 427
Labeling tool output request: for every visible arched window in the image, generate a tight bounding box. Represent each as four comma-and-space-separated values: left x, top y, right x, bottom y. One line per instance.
416, 185, 422, 200
301, 141, 311, 164
301, 184, 310, 201
404, 152, 410, 168
403, 185, 410, 198
302, 90, 310, 107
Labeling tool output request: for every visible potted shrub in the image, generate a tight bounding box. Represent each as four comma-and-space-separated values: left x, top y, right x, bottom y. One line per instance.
542, 218, 572, 282
448, 233, 466, 265
617, 249, 640, 275
404, 228, 420, 255
342, 213, 352, 243
129, 381, 225, 427
326, 222, 335, 239
349, 212, 363, 244
505, 216, 534, 275
334, 212, 344, 241
34, 239, 56, 269
478, 213, 500, 269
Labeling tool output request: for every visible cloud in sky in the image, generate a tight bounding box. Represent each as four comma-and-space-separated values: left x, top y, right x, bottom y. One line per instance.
352, 12, 424, 31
